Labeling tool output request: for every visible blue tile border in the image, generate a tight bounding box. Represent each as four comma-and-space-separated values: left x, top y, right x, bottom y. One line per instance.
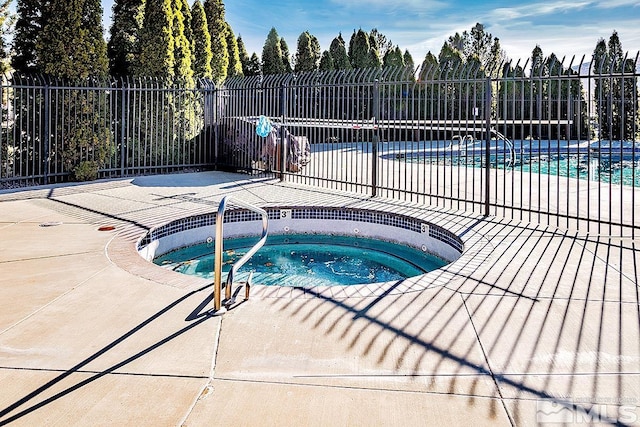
138, 207, 464, 254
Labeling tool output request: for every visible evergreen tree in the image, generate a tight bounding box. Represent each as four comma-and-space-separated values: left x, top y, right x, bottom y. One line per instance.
608, 31, 624, 139
531, 45, 544, 75
204, 0, 228, 83
438, 42, 463, 74
437, 43, 463, 119
172, 0, 194, 85
178, 0, 194, 73
36, 0, 112, 180
367, 32, 381, 68
280, 37, 292, 73
225, 21, 243, 78
246, 52, 261, 76
319, 50, 334, 71
348, 29, 370, 69
311, 35, 321, 68
295, 31, 320, 72
419, 51, 438, 79
12, 0, 43, 74
403, 50, 415, 71
592, 38, 609, 140
383, 46, 404, 68
603, 31, 635, 140
0, 0, 14, 74
262, 27, 285, 75
446, 23, 505, 76
329, 34, 350, 70
370, 28, 393, 60
37, 0, 108, 80
178, 0, 192, 46
237, 35, 251, 76
136, 0, 174, 81
107, 0, 145, 79
191, 0, 212, 79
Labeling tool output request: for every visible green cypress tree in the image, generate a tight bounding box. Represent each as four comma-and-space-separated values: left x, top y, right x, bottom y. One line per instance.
36, 0, 112, 181
531, 45, 544, 75
370, 28, 393, 61
446, 23, 505, 76
280, 38, 292, 73
237, 35, 251, 76
191, 0, 212, 79
403, 50, 415, 71
419, 51, 438, 78
204, 0, 228, 83
606, 31, 634, 140
367, 33, 381, 68
262, 27, 285, 75
311, 35, 321, 68
329, 34, 350, 70
319, 50, 334, 71
225, 21, 243, 78
136, 0, 175, 81
179, 0, 195, 73
295, 31, 318, 73
171, 0, 193, 86
348, 29, 370, 69
12, 0, 44, 74
383, 46, 404, 68
246, 52, 261, 76
0, 0, 14, 74
592, 38, 609, 140
37, 0, 108, 80
179, 0, 192, 46
107, 0, 145, 79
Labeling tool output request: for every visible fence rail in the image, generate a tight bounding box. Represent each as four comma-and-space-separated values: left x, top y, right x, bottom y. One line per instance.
1, 55, 639, 237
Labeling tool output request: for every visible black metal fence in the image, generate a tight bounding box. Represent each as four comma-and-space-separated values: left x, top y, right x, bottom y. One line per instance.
218, 55, 639, 237
0, 74, 217, 185
2, 54, 639, 236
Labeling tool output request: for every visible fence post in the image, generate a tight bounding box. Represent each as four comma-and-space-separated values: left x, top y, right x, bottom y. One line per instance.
120, 82, 126, 176
371, 79, 380, 197
279, 82, 287, 181
43, 82, 50, 185
484, 77, 492, 217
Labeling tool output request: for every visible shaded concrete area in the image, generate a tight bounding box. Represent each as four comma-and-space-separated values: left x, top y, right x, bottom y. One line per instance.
0, 171, 638, 426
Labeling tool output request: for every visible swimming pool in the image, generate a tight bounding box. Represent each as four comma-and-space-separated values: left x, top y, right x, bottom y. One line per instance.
386, 140, 640, 187
154, 234, 448, 286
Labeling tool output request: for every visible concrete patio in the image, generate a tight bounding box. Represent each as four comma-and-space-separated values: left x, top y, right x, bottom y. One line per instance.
0, 171, 638, 426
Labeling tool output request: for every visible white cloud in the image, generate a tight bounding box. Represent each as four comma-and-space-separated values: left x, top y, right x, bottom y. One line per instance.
490, 1, 592, 21
593, 0, 640, 8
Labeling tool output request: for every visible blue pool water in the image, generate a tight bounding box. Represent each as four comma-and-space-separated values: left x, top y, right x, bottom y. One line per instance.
154, 234, 447, 286
386, 140, 640, 187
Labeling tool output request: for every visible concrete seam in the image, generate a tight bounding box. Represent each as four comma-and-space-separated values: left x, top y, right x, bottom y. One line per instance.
460, 293, 516, 427
177, 314, 223, 426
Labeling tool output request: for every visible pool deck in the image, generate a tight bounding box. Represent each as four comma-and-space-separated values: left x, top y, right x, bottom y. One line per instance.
0, 171, 638, 426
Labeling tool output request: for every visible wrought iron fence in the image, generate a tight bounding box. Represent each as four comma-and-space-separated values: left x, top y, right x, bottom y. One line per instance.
0, 74, 217, 186
1, 54, 638, 237
218, 54, 639, 237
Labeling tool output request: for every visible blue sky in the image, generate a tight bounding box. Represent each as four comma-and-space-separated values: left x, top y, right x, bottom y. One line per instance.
101, 0, 640, 66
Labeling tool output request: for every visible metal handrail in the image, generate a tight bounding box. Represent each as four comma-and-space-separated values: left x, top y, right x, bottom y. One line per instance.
491, 128, 516, 168
214, 196, 269, 311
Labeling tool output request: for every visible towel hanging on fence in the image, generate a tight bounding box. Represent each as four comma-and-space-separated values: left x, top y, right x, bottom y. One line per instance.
256, 115, 272, 137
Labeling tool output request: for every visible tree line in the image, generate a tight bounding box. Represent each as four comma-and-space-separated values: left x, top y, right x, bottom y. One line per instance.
0, 1, 636, 86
